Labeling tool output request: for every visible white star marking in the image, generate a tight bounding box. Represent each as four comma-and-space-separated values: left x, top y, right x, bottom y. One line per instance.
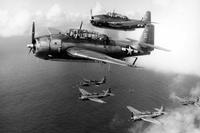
127, 46, 133, 55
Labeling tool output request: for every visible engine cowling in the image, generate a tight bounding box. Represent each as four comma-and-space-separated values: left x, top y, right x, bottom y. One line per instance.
50, 39, 62, 53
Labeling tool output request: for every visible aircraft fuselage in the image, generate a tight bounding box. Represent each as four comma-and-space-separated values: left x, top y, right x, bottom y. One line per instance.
90, 15, 147, 31
132, 112, 164, 121
34, 33, 150, 62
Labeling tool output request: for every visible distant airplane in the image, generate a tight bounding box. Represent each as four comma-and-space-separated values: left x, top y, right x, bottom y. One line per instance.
127, 105, 167, 125
27, 22, 169, 68
90, 10, 155, 31
80, 76, 106, 86
174, 95, 200, 107
79, 88, 114, 103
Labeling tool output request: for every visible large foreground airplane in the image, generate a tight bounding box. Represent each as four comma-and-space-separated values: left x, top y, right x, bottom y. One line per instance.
90, 10, 154, 31
174, 95, 200, 107
27, 22, 169, 67
80, 76, 106, 87
127, 106, 167, 125
79, 88, 114, 103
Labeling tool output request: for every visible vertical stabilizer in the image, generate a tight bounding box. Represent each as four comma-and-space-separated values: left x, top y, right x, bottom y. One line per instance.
143, 11, 151, 22
139, 24, 154, 46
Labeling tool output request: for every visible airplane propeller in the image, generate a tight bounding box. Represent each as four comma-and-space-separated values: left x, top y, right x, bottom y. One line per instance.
27, 21, 36, 54
79, 21, 83, 30
90, 9, 94, 20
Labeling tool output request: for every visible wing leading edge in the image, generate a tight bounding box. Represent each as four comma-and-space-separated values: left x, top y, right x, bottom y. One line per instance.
89, 98, 106, 103
127, 106, 141, 114
79, 88, 91, 95
67, 48, 133, 67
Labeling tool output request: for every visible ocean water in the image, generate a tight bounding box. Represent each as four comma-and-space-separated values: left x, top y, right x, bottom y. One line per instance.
0, 37, 198, 133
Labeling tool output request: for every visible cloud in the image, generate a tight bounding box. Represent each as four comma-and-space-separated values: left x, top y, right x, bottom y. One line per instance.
152, 0, 172, 7
139, 0, 200, 76
143, 107, 200, 133
190, 82, 200, 96
0, 1, 200, 77
92, 2, 104, 15
166, 74, 200, 100
128, 122, 145, 133
0, 4, 86, 37
0, 9, 31, 37
46, 4, 62, 20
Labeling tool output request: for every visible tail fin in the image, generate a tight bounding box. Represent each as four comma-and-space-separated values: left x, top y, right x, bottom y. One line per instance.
101, 76, 106, 83
104, 88, 114, 96
142, 11, 151, 22
107, 88, 111, 93
134, 23, 170, 52
139, 24, 154, 45
131, 112, 134, 119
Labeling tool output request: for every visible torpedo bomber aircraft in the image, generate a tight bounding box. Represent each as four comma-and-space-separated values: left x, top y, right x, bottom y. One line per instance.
27, 22, 169, 67
90, 10, 154, 31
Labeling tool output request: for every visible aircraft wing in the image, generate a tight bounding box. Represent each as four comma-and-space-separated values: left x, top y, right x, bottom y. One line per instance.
89, 98, 106, 103
79, 88, 91, 95
127, 106, 141, 114
67, 48, 133, 67
141, 117, 161, 125
83, 79, 90, 82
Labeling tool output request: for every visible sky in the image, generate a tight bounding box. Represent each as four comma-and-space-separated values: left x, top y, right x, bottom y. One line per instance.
0, 0, 200, 76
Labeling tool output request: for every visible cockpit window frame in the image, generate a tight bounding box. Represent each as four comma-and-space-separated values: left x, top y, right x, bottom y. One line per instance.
67, 29, 109, 43
106, 12, 128, 20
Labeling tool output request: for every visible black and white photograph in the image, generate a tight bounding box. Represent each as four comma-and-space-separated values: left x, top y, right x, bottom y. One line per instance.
0, 0, 200, 133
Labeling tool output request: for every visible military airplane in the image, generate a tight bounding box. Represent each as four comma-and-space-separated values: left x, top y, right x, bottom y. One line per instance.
127, 105, 167, 125
80, 76, 106, 86
174, 95, 200, 107
90, 10, 154, 31
79, 88, 114, 103
27, 22, 169, 67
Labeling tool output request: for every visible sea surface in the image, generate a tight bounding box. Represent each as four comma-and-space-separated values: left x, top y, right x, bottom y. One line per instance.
0, 37, 199, 133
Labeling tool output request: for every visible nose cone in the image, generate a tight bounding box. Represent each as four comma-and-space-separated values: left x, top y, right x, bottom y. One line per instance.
90, 16, 101, 24
34, 39, 50, 59
27, 44, 34, 49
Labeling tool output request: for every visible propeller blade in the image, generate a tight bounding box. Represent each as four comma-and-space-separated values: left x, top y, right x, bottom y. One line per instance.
90, 9, 94, 19
28, 47, 32, 54
32, 21, 36, 44
28, 21, 37, 54
79, 21, 83, 30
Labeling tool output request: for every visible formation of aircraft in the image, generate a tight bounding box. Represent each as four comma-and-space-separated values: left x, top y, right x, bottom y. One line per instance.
90, 10, 155, 31
26, 9, 171, 123
80, 76, 106, 86
127, 105, 167, 125
79, 88, 114, 103
174, 95, 200, 107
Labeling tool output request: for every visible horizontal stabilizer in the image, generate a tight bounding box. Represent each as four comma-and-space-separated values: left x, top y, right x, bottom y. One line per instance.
140, 42, 170, 52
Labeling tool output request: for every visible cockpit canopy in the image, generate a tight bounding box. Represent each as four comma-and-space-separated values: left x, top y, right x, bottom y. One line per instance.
106, 12, 128, 20
67, 29, 109, 41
